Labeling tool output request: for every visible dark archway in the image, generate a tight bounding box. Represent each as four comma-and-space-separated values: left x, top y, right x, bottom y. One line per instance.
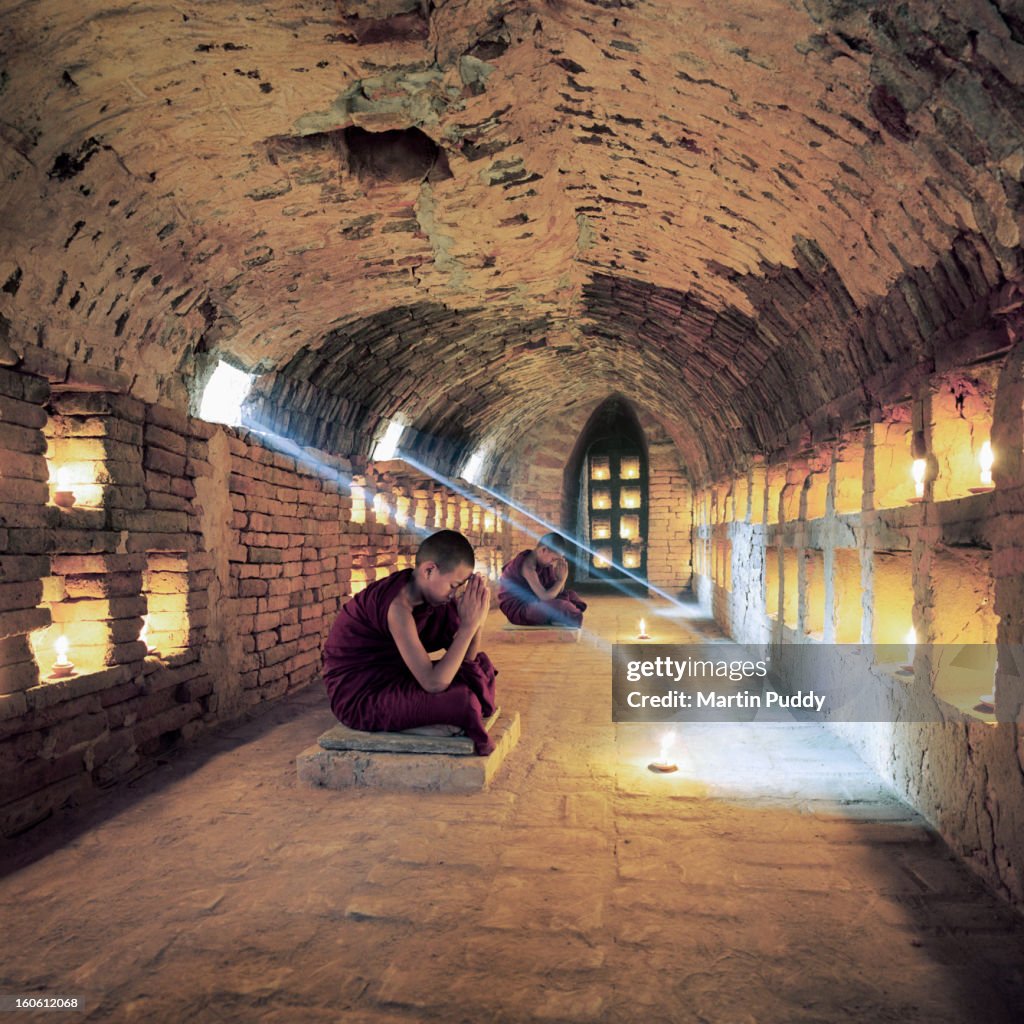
563, 395, 649, 583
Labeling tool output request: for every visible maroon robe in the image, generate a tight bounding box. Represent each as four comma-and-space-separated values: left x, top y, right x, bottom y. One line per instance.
498, 549, 587, 627
322, 569, 498, 755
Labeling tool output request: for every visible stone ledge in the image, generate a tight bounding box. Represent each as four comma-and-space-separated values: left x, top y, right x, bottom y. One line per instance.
495, 623, 581, 643
296, 710, 520, 792
317, 707, 504, 756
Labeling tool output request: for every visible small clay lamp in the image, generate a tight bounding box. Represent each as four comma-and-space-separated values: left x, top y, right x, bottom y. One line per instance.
969, 441, 995, 494
53, 466, 77, 509
898, 627, 916, 675
908, 458, 926, 504
649, 730, 678, 773
50, 636, 76, 679
140, 617, 157, 655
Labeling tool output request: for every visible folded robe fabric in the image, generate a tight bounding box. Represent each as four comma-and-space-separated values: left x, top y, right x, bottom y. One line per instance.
322, 569, 498, 755
497, 549, 587, 627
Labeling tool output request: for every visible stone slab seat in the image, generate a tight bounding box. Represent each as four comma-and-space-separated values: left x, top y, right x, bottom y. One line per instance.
496, 623, 581, 643
296, 708, 520, 792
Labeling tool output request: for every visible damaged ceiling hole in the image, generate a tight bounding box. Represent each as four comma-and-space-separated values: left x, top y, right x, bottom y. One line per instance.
343, 125, 452, 183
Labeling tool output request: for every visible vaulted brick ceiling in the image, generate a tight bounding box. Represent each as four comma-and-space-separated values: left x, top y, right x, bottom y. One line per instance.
1, 0, 1022, 476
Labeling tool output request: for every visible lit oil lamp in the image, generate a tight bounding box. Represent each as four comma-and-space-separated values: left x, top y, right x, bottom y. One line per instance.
140, 616, 156, 655
50, 635, 76, 679
969, 441, 995, 493
899, 626, 916, 674
908, 458, 926, 503
649, 729, 678, 773
53, 466, 77, 509
637, 618, 650, 640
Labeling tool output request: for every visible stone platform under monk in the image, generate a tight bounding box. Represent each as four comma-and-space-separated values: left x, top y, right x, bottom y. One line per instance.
296, 708, 520, 792
496, 623, 581, 642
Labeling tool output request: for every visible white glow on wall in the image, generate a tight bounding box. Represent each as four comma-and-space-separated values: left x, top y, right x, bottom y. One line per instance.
199, 361, 253, 426
372, 421, 405, 462
462, 448, 486, 484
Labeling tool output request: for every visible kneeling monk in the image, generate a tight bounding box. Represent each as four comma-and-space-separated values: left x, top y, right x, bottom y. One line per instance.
322, 530, 497, 755
498, 533, 587, 628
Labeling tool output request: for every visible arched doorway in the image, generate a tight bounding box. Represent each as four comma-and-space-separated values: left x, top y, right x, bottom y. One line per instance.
564, 396, 649, 583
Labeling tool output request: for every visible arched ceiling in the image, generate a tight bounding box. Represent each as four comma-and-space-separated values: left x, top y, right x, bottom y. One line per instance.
1, 0, 1022, 476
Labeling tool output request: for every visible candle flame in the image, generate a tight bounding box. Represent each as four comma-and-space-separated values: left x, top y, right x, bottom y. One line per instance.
638, 618, 648, 638
659, 730, 677, 762
979, 441, 994, 486
911, 458, 926, 498
54, 635, 71, 665
56, 466, 73, 490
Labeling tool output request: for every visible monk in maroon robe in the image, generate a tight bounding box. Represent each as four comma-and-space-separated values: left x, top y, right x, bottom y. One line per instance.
498, 532, 587, 628
323, 530, 497, 755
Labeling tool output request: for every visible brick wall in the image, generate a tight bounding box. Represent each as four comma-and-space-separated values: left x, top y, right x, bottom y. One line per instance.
690, 344, 1024, 910
0, 365, 507, 835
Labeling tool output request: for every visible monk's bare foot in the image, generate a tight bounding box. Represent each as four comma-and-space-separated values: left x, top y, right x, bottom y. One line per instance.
402, 724, 464, 737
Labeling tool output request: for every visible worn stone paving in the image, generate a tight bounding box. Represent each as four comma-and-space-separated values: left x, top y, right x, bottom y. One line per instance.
1, 595, 1022, 1024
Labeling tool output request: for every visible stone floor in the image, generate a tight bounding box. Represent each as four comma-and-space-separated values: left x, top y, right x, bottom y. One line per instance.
1, 595, 1023, 1023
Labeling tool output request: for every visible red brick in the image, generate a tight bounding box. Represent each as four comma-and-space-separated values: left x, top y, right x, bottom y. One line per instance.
0, 606, 50, 640
109, 509, 189, 532
0, 634, 33, 667
254, 630, 277, 651
0, 504, 54, 529
52, 417, 143, 444
0, 450, 49, 483
148, 402, 214, 440
124, 533, 198, 554
0, 395, 48, 430
53, 554, 147, 574
50, 392, 143, 421
4, 479, 49, 509
0, 579, 43, 611
144, 423, 187, 455
50, 437, 140, 464
7, 528, 120, 555
0, 749, 84, 804
51, 596, 147, 621
143, 447, 186, 477
0, 660, 39, 695
147, 492, 192, 512
63, 573, 142, 599
0, 368, 49, 403
145, 553, 191, 573
175, 675, 212, 702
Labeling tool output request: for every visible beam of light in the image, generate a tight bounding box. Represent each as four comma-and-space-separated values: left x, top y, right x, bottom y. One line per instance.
243, 423, 505, 564
239, 423, 356, 493
200, 361, 254, 426
399, 454, 688, 606
396, 452, 697, 620
243, 420, 694, 630
372, 420, 405, 462
461, 448, 486, 484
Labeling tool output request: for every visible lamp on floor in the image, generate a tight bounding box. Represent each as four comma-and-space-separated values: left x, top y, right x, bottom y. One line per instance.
649, 729, 678, 773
